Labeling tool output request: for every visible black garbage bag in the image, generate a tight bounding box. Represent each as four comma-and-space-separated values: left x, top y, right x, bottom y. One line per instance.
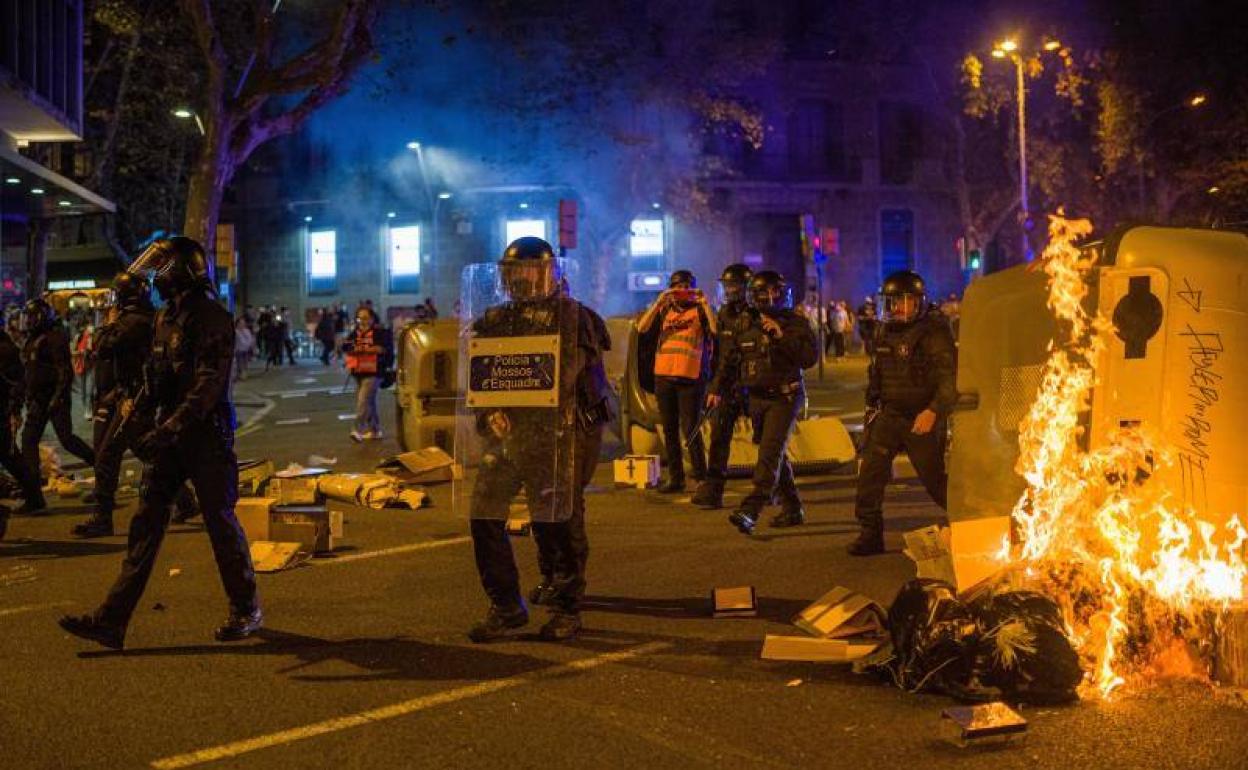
879, 580, 1083, 704
966, 590, 1082, 705
886, 579, 982, 696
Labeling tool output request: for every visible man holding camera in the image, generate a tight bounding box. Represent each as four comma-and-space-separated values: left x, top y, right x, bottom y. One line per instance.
636, 270, 716, 494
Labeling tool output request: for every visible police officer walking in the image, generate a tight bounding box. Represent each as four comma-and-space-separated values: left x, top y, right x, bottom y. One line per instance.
850, 270, 957, 556
0, 323, 47, 535
708, 270, 817, 535
465, 237, 612, 643
59, 237, 260, 649
71, 272, 196, 538
692, 263, 752, 509
20, 298, 95, 485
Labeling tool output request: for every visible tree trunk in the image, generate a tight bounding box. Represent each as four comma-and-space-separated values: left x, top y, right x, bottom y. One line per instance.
89, 23, 143, 193
183, 139, 230, 254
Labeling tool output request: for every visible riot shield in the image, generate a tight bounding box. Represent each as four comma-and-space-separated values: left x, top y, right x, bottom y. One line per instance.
454, 259, 580, 524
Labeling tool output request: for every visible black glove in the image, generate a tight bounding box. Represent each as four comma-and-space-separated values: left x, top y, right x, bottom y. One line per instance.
134, 424, 177, 462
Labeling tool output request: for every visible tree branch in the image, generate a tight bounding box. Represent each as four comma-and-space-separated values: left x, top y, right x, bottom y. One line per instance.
180, 0, 229, 109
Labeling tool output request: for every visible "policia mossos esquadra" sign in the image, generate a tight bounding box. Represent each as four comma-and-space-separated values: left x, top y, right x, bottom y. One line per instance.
466, 334, 561, 408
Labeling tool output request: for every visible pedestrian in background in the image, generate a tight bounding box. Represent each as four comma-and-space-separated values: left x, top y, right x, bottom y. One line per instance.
344, 305, 393, 442
234, 317, 254, 382
856, 296, 878, 356
277, 306, 296, 365
315, 307, 336, 365
636, 269, 715, 493
832, 300, 851, 360
72, 321, 95, 416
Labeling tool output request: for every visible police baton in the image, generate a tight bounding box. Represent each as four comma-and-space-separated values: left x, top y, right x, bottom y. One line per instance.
683, 403, 718, 450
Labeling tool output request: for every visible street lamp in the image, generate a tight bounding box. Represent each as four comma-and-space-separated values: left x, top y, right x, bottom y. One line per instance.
172, 107, 205, 136
433, 192, 452, 271
1135, 94, 1208, 212
990, 37, 1063, 261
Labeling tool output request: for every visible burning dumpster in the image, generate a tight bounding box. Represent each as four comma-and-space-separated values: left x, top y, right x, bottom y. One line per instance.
948, 220, 1248, 696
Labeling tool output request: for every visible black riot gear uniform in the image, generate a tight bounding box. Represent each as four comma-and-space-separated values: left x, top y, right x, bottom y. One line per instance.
709, 270, 817, 534
20, 301, 95, 485
72, 274, 196, 538
850, 281, 957, 556
692, 264, 754, 509
59, 238, 259, 650
466, 238, 612, 643
0, 327, 47, 534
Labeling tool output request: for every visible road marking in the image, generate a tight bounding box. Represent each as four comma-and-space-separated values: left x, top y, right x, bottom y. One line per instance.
150, 640, 669, 769
0, 601, 71, 618
308, 536, 471, 566
235, 393, 276, 439
336, 414, 355, 421
280, 392, 308, 399
274, 417, 311, 426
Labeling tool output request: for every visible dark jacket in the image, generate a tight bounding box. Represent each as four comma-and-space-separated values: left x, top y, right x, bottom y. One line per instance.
23, 322, 73, 406
93, 304, 155, 404
710, 307, 817, 395
141, 290, 236, 437
0, 329, 25, 419
866, 310, 958, 418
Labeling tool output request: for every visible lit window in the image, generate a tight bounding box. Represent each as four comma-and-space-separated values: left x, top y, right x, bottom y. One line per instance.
630, 218, 664, 257
506, 219, 546, 245
388, 225, 421, 293
307, 229, 337, 294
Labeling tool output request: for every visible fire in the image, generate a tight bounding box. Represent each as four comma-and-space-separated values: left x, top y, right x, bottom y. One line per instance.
1007, 212, 1247, 699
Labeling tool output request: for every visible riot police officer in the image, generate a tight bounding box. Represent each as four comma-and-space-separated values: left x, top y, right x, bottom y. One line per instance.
692, 263, 752, 509
59, 237, 260, 649
850, 270, 957, 556
0, 323, 47, 535
71, 273, 196, 538
466, 237, 612, 643
709, 270, 817, 535
20, 297, 95, 486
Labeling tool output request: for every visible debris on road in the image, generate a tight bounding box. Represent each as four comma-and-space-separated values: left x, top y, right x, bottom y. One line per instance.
250, 541, 308, 572
377, 447, 462, 485
613, 454, 660, 489
712, 586, 757, 618
308, 454, 338, 466
318, 473, 401, 508
167, 568, 181, 577
762, 636, 881, 662
793, 586, 885, 639
940, 702, 1028, 747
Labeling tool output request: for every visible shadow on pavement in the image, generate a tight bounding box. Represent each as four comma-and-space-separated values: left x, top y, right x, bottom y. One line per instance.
78, 627, 558, 683
580, 594, 808, 624
0, 538, 127, 559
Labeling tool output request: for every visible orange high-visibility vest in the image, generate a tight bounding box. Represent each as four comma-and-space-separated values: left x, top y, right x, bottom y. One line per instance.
654, 306, 706, 380
345, 328, 379, 375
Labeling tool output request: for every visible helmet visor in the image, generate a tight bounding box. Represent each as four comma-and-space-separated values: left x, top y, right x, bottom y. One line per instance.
500, 258, 561, 301
127, 241, 177, 282
881, 292, 922, 323
717, 279, 747, 306
750, 284, 792, 310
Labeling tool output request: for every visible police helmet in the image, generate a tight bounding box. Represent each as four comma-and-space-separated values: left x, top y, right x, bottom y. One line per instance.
668, 270, 696, 289
128, 236, 214, 301
879, 269, 927, 324
22, 297, 56, 333
717, 263, 753, 305
499, 236, 561, 301
111, 271, 151, 308
748, 270, 791, 310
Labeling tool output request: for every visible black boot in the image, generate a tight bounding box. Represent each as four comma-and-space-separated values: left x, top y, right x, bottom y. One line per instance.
691, 481, 723, 509
728, 508, 758, 535
215, 608, 264, 641
58, 613, 125, 650
847, 529, 885, 556
0, 509, 8, 541
72, 512, 113, 538
539, 611, 582, 641
657, 478, 685, 494
528, 581, 556, 606
468, 603, 529, 643
769, 507, 805, 528
16, 496, 48, 516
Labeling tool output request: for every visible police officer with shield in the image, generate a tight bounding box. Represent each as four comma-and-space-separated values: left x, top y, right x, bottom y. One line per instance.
849, 270, 957, 556
709, 270, 817, 535
59, 237, 260, 649
463, 237, 611, 643
692, 263, 752, 509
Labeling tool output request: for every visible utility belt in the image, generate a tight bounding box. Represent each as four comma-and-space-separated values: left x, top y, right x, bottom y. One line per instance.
747, 380, 803, 399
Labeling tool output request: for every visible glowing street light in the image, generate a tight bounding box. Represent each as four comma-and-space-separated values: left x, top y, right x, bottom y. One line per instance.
4, 177, 19, 185
406, 141, 421, 150
998, 39, 1018, 52
990, 48, 1006, 58
387, 211, 397, 219
438, 191, 452, 200
30, 187, 45, 195
1189, 94, 1208, 107
651, 202, 661, 209
303, 215, 313, 223
171, 107, 205, 136
1043, 39, 1062, 52
519, 202, 529, 209
1208, 185, 1221, 194
57, 200, 72, 207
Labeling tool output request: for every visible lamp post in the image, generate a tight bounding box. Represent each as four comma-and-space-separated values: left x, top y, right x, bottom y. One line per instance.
991, 38, 1062, 261
171, 107, 204, 136
433, 191, 452, 274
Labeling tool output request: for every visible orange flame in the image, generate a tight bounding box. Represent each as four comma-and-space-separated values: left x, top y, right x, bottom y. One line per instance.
1009, 213, 1246, 699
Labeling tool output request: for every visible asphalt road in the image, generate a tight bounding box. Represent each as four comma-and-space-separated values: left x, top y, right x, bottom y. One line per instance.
1, 356, 1245, 770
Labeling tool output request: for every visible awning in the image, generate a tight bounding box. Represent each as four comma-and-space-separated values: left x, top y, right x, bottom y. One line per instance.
0, 142, 115, 219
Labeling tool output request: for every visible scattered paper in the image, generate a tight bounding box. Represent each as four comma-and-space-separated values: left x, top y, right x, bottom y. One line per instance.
168, 568, 182, 577
308, 455, 338, 466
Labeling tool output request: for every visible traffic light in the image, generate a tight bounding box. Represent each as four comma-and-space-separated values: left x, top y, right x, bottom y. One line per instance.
968, 249, 982, 272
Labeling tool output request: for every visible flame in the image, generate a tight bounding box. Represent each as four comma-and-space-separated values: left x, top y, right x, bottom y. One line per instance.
1008, 212, 1247, 699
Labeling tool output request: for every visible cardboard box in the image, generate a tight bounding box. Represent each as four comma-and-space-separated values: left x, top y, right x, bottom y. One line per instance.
238, 459, 275, 496
377, 447, 463, 485
250, 541, 307, 573
235, 497, 276, 542
317, 473, 400, 509
760, 635, 882, 662
267, 477, 320, 505
793, 586, 885, 639
613, 455, 660, 489
270, 504, 341, 553
904, 517, 1012, 594
711, 586, 757, 618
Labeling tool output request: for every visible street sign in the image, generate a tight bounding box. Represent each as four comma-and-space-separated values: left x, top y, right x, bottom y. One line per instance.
558, 199, 578, 250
